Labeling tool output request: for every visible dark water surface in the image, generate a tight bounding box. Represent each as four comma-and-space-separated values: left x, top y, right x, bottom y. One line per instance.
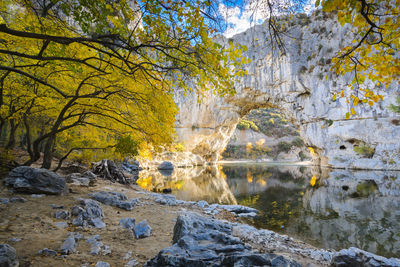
137, 162, 400, 258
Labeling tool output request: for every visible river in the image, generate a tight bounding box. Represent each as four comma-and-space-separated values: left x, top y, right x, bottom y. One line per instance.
136, 162, 400, 258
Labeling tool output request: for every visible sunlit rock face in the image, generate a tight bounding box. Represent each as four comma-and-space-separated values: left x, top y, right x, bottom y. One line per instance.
175, 12, 400, 169
295, 170, 400, 256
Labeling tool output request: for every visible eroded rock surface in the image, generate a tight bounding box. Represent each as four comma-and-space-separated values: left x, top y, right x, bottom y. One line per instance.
71, 199, 105, 228
174, 13, 400, 169
5, 166, 68, 195
89, 191, 139, 211
145, 212, 300, 267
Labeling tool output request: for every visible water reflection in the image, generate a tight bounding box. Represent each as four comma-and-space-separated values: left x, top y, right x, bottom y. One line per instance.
136, 163, 400, 258
137, 165, 237, 204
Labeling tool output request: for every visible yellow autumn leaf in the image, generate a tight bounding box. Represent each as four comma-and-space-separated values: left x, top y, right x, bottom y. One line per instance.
310, 175, 317, 187
332, 93, 337, 101
368, 100, 374, 106
353, 97, 359, 106
345, 112, 351, 119
351, 108, 356, 115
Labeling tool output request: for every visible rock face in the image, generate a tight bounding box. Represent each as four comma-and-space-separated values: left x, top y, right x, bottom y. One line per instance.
145, 212, 301, 267
5, 166, 68, 195
175, 12, 400, 169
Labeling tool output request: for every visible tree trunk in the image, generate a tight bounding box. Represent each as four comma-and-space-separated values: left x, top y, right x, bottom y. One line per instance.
0, 120, 6, 146
41, 135, 55, 169
92, 159, 128, 184
23, 136, 43, 166
5, 119, 18, 149
23, 115, 33, 159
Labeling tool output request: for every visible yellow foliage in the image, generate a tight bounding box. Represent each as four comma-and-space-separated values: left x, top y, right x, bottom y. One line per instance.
247, 172, 253, 183
310, 175, 317, 187
0, 0, 246, 165
317, 0, 400, 118
136, 176, 153, 190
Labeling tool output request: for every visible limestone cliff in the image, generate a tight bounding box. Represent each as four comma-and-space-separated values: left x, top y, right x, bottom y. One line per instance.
175, 12, 400, 170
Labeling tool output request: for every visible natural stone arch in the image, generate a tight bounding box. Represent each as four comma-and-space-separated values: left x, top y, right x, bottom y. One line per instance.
175, 15, 400, 170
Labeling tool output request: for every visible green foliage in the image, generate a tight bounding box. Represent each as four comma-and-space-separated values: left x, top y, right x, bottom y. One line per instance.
115, 135, 140, 157
299, 151, 307, 161
298, 66, 307, 74
353, 181, 378, 197
237, 120, 259, 132
277, 141, 292, 153
353, 142, 375, 158
291, 137, 304, 147
389, 97, 400, 113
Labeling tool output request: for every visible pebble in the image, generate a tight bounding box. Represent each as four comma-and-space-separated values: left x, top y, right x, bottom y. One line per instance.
38, 248, 58, 256
50, 204, 64, 209
9, 197, 27, 203
56, 222, 69, 229
95, 261, 110, 267
31, 194, 46, 198
125, 259, 139, 267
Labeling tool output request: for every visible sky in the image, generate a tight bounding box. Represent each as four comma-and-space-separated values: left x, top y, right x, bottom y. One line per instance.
218, 0, 316, 37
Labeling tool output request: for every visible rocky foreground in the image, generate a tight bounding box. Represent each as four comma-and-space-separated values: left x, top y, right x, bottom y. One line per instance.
1, 166, 400, 266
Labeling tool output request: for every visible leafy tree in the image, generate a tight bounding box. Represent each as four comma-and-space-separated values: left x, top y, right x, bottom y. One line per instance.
317, 0, 399, 117
0, 0, 246, 168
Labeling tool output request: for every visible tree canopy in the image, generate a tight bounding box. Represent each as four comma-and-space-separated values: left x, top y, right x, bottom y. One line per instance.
317, 0, 400, 118
0, 0, 246, 168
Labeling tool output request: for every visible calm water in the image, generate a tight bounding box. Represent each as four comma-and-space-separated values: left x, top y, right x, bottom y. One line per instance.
136, 162, 400, 258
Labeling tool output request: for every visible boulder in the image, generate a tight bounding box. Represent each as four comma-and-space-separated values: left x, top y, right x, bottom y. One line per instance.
89, 191, 138, 211
0, 244, 18, 267
157, 161, 174, 170
331, 247, 400, 267
133, 220, 152, 239
145, 212, 300, 267
5, 166, 68, 195
71, 199, 105, 228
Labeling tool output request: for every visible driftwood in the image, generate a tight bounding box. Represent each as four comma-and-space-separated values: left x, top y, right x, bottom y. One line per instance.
92, 159, 127, 184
